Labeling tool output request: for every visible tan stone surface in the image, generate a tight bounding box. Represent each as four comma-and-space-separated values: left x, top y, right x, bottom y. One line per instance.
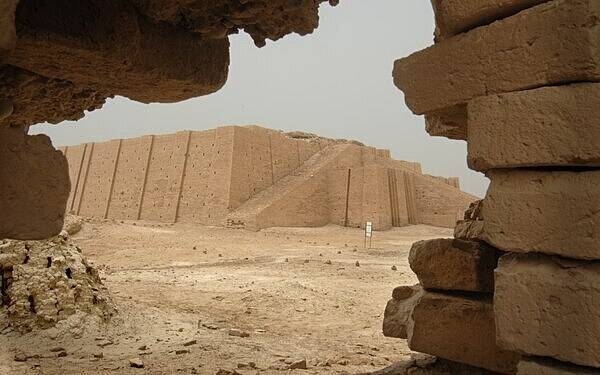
482, 170, 600, 260
10, 0, 230, 104
495, 253, 600, 367
382, 285, 424, 339
0, 0, 18, 62
129, 0, 332, 47
383, 286, 520, 374
0, 66, 108, 129
517, 358, 600, 375
431, 0, 550, 40
394, 0, 600, 116
0, 127, 70, 240
468, 83, 600, 170
62, 126, 476, 231
454, 220, 484, 241
409, 239, 496, 293
413, 174, 474, 228
424, 104, 468, 140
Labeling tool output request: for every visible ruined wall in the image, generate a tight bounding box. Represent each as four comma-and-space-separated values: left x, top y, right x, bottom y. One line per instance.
62, 126, 475, 231
384, 1, 600, 374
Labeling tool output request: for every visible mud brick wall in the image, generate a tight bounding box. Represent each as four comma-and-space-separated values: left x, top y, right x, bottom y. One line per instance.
62, 126, 474, 230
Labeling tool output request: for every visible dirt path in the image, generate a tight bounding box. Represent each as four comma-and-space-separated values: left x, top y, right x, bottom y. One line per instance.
1, 220, 453, 375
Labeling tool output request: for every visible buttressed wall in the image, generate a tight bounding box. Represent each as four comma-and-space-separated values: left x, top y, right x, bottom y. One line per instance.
0, 0, 338, 239
384, 1, 600, 374
60, 126, 476, 231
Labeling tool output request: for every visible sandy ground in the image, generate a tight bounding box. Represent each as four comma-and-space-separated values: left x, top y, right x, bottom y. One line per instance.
1, 220, 454, 375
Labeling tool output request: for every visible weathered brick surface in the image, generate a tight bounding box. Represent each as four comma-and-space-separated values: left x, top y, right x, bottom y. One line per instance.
409, 239, 497, 293
482, 170, 600, 260
469, 83, 600, 171
432, 0, 550, 40
496, 253, 600, 367
0, 127, 70, 239
394, 0, 600, 116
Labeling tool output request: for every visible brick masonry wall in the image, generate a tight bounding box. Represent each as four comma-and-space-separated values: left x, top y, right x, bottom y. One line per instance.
61, 126, 475, 229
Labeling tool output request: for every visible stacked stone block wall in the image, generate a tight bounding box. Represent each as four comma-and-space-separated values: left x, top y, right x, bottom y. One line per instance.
384, 0, 600, 374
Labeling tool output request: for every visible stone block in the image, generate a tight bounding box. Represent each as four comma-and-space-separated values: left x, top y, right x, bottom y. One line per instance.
468, 83, 600, 171
424, 106, 468, 140
432, 0, 550, 40
518, 357, 600, 375
454, 220, 484, 241
482, 170, 600, 260
394, 0, 600, 116
9, 0, 229, 103
495, 253, 600, 367
382, 285, 424, 339
0, 127, 70, 239
409, 239, 497, 293
0, 0, 18, 62
383, 286, 519, 374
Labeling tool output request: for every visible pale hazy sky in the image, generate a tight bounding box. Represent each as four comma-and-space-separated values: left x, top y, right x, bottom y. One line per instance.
31, 0, 489, 197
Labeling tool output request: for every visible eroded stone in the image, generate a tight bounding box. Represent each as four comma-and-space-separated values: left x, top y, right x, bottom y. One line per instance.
394, 0, 600, 116
10, 0, 230, 104
382, 285, 424, 339
409, 239, 497, 293
0, 126, 70, 240
468, 83, 600, 170
384, 286, 519, 374
0, 0, 18, 62
496, 253, 600, 368
432, 0, 550, 40
482, 169, 600, 260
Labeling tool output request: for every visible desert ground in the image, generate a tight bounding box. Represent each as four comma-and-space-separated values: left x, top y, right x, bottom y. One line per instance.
1, 220, 453, 375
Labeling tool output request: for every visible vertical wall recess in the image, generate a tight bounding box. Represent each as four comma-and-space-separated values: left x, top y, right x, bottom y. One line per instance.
344, 168, 352, 227
75, 143, 94, 215
174, 131, 192, 223
137, 135, 154, 220
104, 139, 122, 219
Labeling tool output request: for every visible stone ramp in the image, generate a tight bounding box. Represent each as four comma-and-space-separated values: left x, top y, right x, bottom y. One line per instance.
225, 143, 354, 230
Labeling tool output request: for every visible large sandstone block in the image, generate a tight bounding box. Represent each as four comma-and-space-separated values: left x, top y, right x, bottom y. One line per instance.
382, 285, 424, 339
383, 286, 519, 374
469, 83, 600, 170
394, 0, 600, 116
495, 253, 600, 367
409, 239, 497, 293
432, 0, 550, 40
518, 357, 600, 375
482, 170, 600, 260
0, 127, 70, 239
9, 0, 229, 103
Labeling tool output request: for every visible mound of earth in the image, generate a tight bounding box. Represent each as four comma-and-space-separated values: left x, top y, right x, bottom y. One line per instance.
0, 236, 115, 335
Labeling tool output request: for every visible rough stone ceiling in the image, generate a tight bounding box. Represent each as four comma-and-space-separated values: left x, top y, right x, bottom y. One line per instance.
0, 0, 337, 128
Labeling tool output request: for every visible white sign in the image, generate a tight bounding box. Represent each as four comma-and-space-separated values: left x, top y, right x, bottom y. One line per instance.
365, 222, 373, 237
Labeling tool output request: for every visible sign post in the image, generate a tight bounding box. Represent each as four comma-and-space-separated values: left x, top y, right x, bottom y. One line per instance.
364, 221, 373, 249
